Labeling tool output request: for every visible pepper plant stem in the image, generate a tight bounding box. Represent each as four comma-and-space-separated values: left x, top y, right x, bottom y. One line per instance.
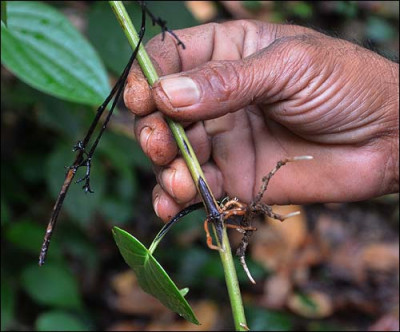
109, 2, 248, 330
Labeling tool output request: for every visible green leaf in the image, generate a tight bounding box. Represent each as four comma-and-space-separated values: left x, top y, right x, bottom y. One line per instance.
20, 263, 83, 310
366, 16, 396, 42
88, 1, 197, 75
100, 197, 134, 225
241, 1, 262, 11
88, 2, 157, 75
36, 94, 93, 140
5, 219, 62, 260
97, 128, 152, 172
1, 278, 15, 331
112, 227, 200, 325
36, 310, 90, 331
1, 1, 109, 106
245, 306, 293, 331
290, 1, 313, 19
146, 1, 198, 31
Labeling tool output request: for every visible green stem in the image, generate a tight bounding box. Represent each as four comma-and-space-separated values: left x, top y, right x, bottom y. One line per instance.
218, 228, 248, 331
109, 2, 247, 330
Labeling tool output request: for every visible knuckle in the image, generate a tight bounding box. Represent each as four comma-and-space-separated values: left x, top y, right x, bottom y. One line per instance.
202, 60, 242, 102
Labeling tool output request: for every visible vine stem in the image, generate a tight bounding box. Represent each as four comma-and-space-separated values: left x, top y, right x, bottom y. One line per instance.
109, 1, 248, 330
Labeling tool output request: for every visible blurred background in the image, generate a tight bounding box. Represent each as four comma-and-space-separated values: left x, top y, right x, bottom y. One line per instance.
1, 1, 399, 331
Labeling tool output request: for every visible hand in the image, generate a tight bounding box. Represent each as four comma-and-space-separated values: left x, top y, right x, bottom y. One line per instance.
124, 20, 399, 221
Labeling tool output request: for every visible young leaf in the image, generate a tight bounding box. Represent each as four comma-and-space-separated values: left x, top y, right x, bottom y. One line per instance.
1, 1, 109, 106
112, 227, 200, 325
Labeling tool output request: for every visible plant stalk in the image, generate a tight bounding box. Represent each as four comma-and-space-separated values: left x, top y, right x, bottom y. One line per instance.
109, 1, 247, 330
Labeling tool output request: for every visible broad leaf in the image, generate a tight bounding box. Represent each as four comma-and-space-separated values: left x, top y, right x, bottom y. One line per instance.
112, 227, 200, 325
1, 1, 109, 106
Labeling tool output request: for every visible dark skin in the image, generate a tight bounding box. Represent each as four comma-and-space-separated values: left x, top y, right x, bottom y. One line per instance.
123, 20, 399, 222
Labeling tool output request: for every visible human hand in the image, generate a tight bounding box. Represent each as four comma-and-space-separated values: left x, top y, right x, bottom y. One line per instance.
124, 20, 399, 221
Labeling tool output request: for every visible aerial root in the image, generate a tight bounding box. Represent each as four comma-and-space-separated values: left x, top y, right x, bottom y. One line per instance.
240, 256, 256, 284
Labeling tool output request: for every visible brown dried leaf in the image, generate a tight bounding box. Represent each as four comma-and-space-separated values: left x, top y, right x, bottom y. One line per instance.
184, 1, 217, 22
251, 205, 307, 271
261, 273, 292, 309
287, 291, 334, 319
146, 300, 219, 331
109, 270, 170, 316
362, 243, 399, 272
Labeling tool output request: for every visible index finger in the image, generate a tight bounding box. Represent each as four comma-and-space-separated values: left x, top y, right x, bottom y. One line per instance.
124, 20, 265, 116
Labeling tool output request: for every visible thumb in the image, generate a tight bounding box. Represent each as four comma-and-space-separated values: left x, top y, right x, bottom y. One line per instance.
151, 38, 310, 122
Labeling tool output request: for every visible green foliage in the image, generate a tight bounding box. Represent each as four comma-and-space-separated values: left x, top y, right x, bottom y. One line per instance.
241, 1, 263, 12
112, 226, 200, 325
5, 220, 62, 260
87, 1, 196, 75
1, 279, 15, 331
290, 1, 313, 19
366, 16, 397, 42
46, 145, 106, 224
1, 1, 110, 105
35, 310, 90, 331
245, 306, 293, 331
21, 263, 83, 310
334, 1, 358, 18
87, 1, 157, 75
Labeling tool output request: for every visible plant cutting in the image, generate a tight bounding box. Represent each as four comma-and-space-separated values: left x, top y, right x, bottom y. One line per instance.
108, 2, 313, 330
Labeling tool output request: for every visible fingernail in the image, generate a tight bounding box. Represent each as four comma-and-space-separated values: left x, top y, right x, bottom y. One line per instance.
159, 76, 200, 108
139, 127, 152, 154
154, 195, 160, 218
162, 168, 177, 199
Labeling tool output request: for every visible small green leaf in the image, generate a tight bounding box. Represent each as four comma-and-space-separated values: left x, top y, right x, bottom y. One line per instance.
20, 263, 83, 310
179, 288, 189, 297
112, 227, 200, 325
36, 310, 89, 331
1, 1, 109, 105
